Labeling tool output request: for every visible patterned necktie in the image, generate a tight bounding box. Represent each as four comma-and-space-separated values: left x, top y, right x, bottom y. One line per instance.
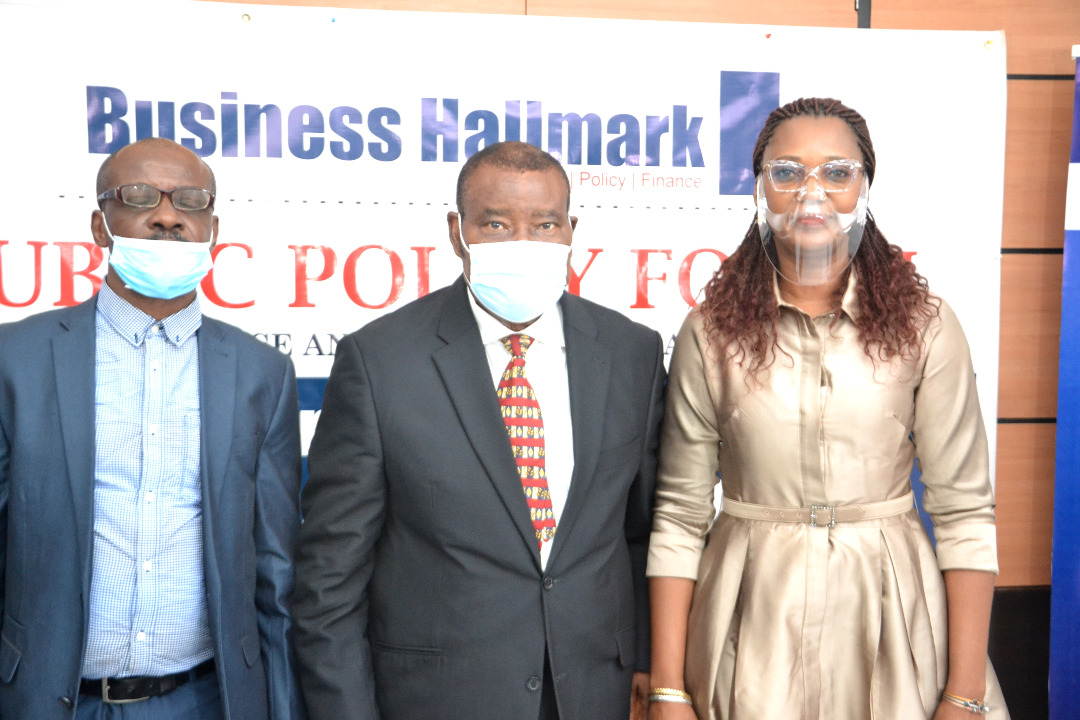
498, 334, 556, 550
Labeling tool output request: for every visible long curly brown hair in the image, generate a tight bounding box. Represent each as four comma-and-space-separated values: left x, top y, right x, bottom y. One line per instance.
698, 97, 938, 377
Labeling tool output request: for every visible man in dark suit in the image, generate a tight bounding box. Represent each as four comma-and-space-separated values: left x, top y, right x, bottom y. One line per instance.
0, 138, 304, 719
293, 141, 665, 720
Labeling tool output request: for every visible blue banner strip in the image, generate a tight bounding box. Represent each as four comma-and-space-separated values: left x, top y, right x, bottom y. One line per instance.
1049, 59, 1080, 720
1051, 228, 1080, 716
297, 377, 328, 488
297, 377, 327, 412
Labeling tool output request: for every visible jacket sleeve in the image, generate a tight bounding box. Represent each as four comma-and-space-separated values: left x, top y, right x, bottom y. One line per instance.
292, 334, 384, 720
626, 331, 666, 672
253, 355, 307, 720
0, 331, 9, 625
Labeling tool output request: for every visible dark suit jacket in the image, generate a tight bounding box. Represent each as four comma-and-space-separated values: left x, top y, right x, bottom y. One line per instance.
293, 277, 665, 720
0, 296, 304, 720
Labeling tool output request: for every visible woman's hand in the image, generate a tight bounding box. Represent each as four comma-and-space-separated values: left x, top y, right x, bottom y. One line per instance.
647, 700, 701, 720
936, 570, 994, 718
647, 577, 699, 720
932, 698, 987, 719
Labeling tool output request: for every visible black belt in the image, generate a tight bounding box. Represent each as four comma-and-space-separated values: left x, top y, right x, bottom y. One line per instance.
79, 658, 215, 704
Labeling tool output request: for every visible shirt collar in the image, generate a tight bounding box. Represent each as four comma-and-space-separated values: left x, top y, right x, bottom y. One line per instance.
96, 281, 203, 347
465, 284, 566, 351
772, 270, 861, 322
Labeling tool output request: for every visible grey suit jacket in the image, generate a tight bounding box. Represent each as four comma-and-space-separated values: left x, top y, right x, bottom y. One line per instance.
294, 277, 665, 720
0, 296, 304, 720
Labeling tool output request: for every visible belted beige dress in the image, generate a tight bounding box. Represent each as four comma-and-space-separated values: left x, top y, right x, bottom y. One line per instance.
647, 278, 1009, 720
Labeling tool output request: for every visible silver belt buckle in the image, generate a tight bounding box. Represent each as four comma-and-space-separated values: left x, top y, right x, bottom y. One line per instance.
101, 678, 149, 704
810, 505, 836, 528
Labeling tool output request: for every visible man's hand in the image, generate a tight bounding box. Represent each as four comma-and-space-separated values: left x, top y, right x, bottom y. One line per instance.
630, 672, 650, 720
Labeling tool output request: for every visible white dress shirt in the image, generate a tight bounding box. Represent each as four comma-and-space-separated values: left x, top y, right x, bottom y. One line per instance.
84, 282, 213, 678
466, 290, 574, 570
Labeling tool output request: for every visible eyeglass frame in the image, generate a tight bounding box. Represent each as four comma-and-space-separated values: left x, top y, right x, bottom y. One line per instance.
97, 184, 216, 212
760, 159, 864, 194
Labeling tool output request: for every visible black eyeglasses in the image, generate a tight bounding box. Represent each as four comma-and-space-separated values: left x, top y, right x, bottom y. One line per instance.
97, 184, 215, 212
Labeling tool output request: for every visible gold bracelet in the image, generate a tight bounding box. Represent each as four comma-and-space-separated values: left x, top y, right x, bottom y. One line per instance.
650, 687, 692, 702
941, 691, 991, 714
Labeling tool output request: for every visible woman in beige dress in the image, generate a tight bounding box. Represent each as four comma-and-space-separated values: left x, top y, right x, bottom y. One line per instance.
646, 98, 1009, 720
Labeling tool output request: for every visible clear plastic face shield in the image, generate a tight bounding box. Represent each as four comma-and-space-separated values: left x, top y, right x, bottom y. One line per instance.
756, 159, 869, 287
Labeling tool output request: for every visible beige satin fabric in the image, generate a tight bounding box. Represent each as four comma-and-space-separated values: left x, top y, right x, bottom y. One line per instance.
721, 491, 914, 525
647, 278, 1008, 719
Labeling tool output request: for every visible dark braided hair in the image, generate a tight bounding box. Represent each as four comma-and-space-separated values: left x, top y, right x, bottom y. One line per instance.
697, 97, 938, 378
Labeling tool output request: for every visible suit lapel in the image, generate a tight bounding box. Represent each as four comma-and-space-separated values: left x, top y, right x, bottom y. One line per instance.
431, 279, 541, 561
548, 295, 611, 564
54, 300, 99, 591
197, 319, 236, 514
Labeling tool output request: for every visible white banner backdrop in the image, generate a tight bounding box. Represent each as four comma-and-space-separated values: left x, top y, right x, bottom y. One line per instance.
0, 1, 1006, 466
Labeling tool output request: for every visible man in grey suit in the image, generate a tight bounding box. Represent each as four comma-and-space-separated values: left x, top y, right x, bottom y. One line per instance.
293, 141, 665, 720
0, 138, 304, 719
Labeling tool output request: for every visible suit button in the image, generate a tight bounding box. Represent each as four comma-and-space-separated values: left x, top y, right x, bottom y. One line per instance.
58, 696, 74, 709
526, 675, 542, 692
543, 576, 555, 590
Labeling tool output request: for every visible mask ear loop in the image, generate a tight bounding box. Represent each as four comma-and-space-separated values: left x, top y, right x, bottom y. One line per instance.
458, 226, 471, 256
100, 213, 117, 244
457, 221, 481, 301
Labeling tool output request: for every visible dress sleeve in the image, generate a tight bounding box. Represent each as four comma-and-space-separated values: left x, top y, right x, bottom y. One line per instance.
647, 311, 724, 580
912, 298, 999, 573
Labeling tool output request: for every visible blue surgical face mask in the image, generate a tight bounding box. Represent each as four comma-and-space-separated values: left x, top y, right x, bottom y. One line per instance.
102, 216, 214, 300
460, 234, 571, 324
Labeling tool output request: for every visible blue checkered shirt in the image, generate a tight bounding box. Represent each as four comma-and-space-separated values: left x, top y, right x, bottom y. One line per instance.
81, 282, 213, 678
